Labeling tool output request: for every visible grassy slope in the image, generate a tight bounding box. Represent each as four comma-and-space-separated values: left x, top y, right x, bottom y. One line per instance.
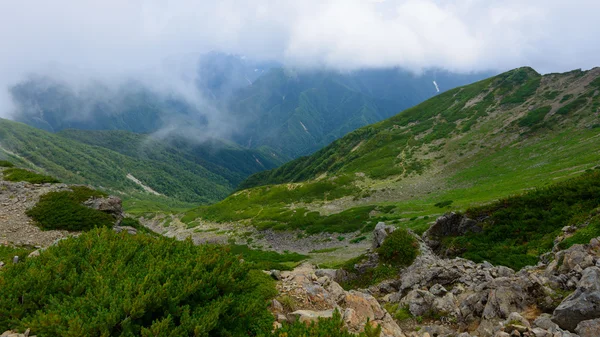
0, 119, 279, 206
185, 67, 600, 235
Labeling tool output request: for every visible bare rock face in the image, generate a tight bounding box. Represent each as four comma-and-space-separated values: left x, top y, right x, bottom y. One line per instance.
273, 263, 405, 337
83, 196, 124, 224
372, 222, 396, 250
552, 266, 600, 331
423, 212, 482, 254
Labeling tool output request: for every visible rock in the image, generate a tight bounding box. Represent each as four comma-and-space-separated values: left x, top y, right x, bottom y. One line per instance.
494, 332, 510, 337
504, 312, 531, 329
270, 270, 282, 281
575, 318, 600, 337
12, 256, 18, 264
372, 222, 396, 249
534, 314, 559, 331
113, 226, 137, 235
271, 299, 284, 314
289, 309, 334, 323
83, 196, 123, 223
0, 261, 4, 268
276, 314, 287, 323
429, 284, 448, 296
27, 250, 40, 258
423, 212, 481, 253
558, 244, 595, 274
552, 266, 600, 331
315, 269, 337, 280
354, 253, 380, 274
400, 289, 435, 316
531, 328, 553, 337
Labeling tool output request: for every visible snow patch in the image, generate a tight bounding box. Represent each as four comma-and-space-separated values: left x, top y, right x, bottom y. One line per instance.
126, 174, 162, 196
433, 80, 440, 93
299, 121, 309, 134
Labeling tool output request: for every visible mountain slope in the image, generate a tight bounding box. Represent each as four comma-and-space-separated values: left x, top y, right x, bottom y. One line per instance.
229, 68, 490, 157
0, 119, 281, 205
185, 67, 600, 233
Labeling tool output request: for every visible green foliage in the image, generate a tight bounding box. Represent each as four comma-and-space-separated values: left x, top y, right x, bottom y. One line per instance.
377, 228, 419, 267
0, 246, 32, 265
227, 244, 307, 270
0, 228, 277, 337
557, 97, 588, 115
560, 94, 574, 103
272, 310, 381, 337
0, 119, 281, 205
434, 200, 453, 208
0, 160, 14, 167
2, 168, 59, 184
26, 186, 115, 231
445, 171, 600, 269
340, 262, 398, 290
518, 106, 552, 128
558, 217, 600, 249
542, 91, 560, 100
501, 77, 541, 104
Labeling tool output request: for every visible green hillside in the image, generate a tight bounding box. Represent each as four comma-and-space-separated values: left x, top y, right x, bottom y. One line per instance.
0, 120, 281, 206
185, 67, 600, 234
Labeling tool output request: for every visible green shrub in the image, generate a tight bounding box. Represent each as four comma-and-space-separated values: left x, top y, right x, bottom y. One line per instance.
0, 228, 277, 336
0, 161, 14, 168
518, 106, 552, 128
0, 246, 32, 265
434, 200, 453, 208
227, 244, 307, 271
377, 228, 419, 267
26, 186, 114, 231
557, 97, 588, 115
273, 310, 381, 337
2, 168, 59, 184
447, 171, 600, 269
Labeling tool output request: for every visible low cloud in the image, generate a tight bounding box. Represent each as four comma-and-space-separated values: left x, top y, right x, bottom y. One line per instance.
1, 0, 599, 118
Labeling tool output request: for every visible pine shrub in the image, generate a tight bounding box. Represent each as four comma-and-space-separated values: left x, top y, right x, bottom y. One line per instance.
377, 228, 419, 267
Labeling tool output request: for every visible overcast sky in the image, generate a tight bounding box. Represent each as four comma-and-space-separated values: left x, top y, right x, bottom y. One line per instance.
1, 0, 599, 115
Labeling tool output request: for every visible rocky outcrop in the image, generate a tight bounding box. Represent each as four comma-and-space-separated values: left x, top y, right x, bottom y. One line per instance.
1, 329, 35, 337
84, 195, 124, 225
272, 263, 405, 337
575, 318, 600, 337
423, 212, 482, 254
373, 222, 396, 249
552, 266, 600, 331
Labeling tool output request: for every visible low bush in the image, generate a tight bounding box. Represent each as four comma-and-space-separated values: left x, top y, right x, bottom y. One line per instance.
273, 310, 381, 337
26, 186, 114, 231
377, 228, 419, 267
0, 160, 14, 167
2, 168, 59, 184
0, 228, 277, 336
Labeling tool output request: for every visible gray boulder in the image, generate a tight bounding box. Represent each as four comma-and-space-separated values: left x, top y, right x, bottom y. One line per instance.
552, 266, 600, 331
372, 222, 396, 249
423, 212, 481, 253
84, 196, 123, 224
575, 318, 600, 337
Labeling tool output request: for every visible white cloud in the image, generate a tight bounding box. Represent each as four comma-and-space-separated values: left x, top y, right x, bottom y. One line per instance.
0, 0, 599, 116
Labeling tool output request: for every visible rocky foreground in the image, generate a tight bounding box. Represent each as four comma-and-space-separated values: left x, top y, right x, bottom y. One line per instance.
269, 220, 600, 337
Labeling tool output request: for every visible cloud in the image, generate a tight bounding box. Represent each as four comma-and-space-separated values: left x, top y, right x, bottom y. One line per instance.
0, 0, 599, 117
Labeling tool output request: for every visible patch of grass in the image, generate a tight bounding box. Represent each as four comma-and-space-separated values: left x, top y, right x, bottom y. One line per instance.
227, 244, 308, 270
0, 161, 14, 168
560, 94, 574, 103
434, 200, 454, 208
26, 186, 114, 231
350, 236, 367, 244
309, 247, 341, 254
385, 304, 413, 321
2, 168, 60, 184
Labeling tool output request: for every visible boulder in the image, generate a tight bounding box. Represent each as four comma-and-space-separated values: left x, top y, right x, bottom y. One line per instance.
552, 266, 600, 331
423, 212, 481, 253
575, 318, 600, 337
84, 196, 123, 223
399, 289, 435, 316
372, 222, 396, 249
288, 309, 334, 323
113, 226, 137, 235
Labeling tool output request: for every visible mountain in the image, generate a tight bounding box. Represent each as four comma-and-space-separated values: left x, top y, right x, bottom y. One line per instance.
185, 67, 600, 234
0, 119, 282, 205
8, 52, 490, 159
226, 67, 491, 157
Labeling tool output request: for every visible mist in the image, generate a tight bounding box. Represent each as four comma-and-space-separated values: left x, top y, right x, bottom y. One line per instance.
1, 0, 599, 124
